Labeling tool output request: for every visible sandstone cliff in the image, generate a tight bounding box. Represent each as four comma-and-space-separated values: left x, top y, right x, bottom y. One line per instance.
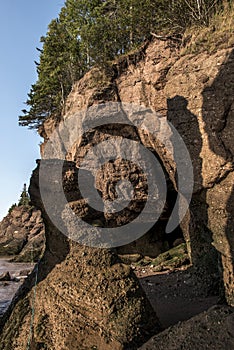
0, 35, 234, 350
40, 36, 234, 305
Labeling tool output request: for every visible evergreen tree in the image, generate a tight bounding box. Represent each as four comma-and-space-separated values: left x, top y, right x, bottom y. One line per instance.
18, 184, 30, 207
19, 0, 227, 129
8, 203, 17, 214
19, 16, 83, 128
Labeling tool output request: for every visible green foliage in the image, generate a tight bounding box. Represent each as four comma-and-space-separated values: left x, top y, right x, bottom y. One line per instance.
19, 17, 83, 129
18, 184, 30, 207
19, 0, 161, 129
8, 184, 31, 214
8, 203, 17, 214
19, 0, 230, 129
181, 0, 234, 54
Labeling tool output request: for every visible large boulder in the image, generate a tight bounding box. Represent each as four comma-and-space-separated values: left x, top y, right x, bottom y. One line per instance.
139, 305, 234, 350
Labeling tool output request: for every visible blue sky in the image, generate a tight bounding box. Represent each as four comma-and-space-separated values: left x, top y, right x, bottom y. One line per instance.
0, 1, 64, 219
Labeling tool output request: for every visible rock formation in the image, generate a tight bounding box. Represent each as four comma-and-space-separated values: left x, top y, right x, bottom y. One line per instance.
0, 35, 234, 349
0, 205, 45, 262
0, 162, 160, 350
40, 37, 234, 305
139, 305, 234, 350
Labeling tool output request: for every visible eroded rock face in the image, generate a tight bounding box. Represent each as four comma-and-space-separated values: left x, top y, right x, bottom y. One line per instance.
0, 163, 160, 350
41, 39, 234, 305
41, 38, 233, 306
0, 206, 45, 262
40, 38, 234, 305
139, 305, 234, 350
1, 37, 233, 349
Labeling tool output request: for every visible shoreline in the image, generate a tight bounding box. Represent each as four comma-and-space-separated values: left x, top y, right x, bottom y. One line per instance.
0, 258, 34, 318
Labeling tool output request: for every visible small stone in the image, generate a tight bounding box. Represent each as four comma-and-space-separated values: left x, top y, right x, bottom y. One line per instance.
0, 272, 11, 281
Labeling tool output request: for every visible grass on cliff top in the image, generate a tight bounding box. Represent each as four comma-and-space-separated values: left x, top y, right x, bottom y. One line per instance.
181, 3, 234, 55
112, 4, 234, 67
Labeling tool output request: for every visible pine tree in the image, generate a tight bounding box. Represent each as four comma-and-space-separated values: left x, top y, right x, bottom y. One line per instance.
19, 16, 83, 129
19, 0, 227, 129
18, 184, 30, 207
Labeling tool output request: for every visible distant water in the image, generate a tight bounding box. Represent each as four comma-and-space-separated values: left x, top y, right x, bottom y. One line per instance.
0, 258, 33, 318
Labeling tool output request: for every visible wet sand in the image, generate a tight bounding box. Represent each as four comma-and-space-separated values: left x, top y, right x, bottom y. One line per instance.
0, 258, 33, 317
135, 265, 219, 328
